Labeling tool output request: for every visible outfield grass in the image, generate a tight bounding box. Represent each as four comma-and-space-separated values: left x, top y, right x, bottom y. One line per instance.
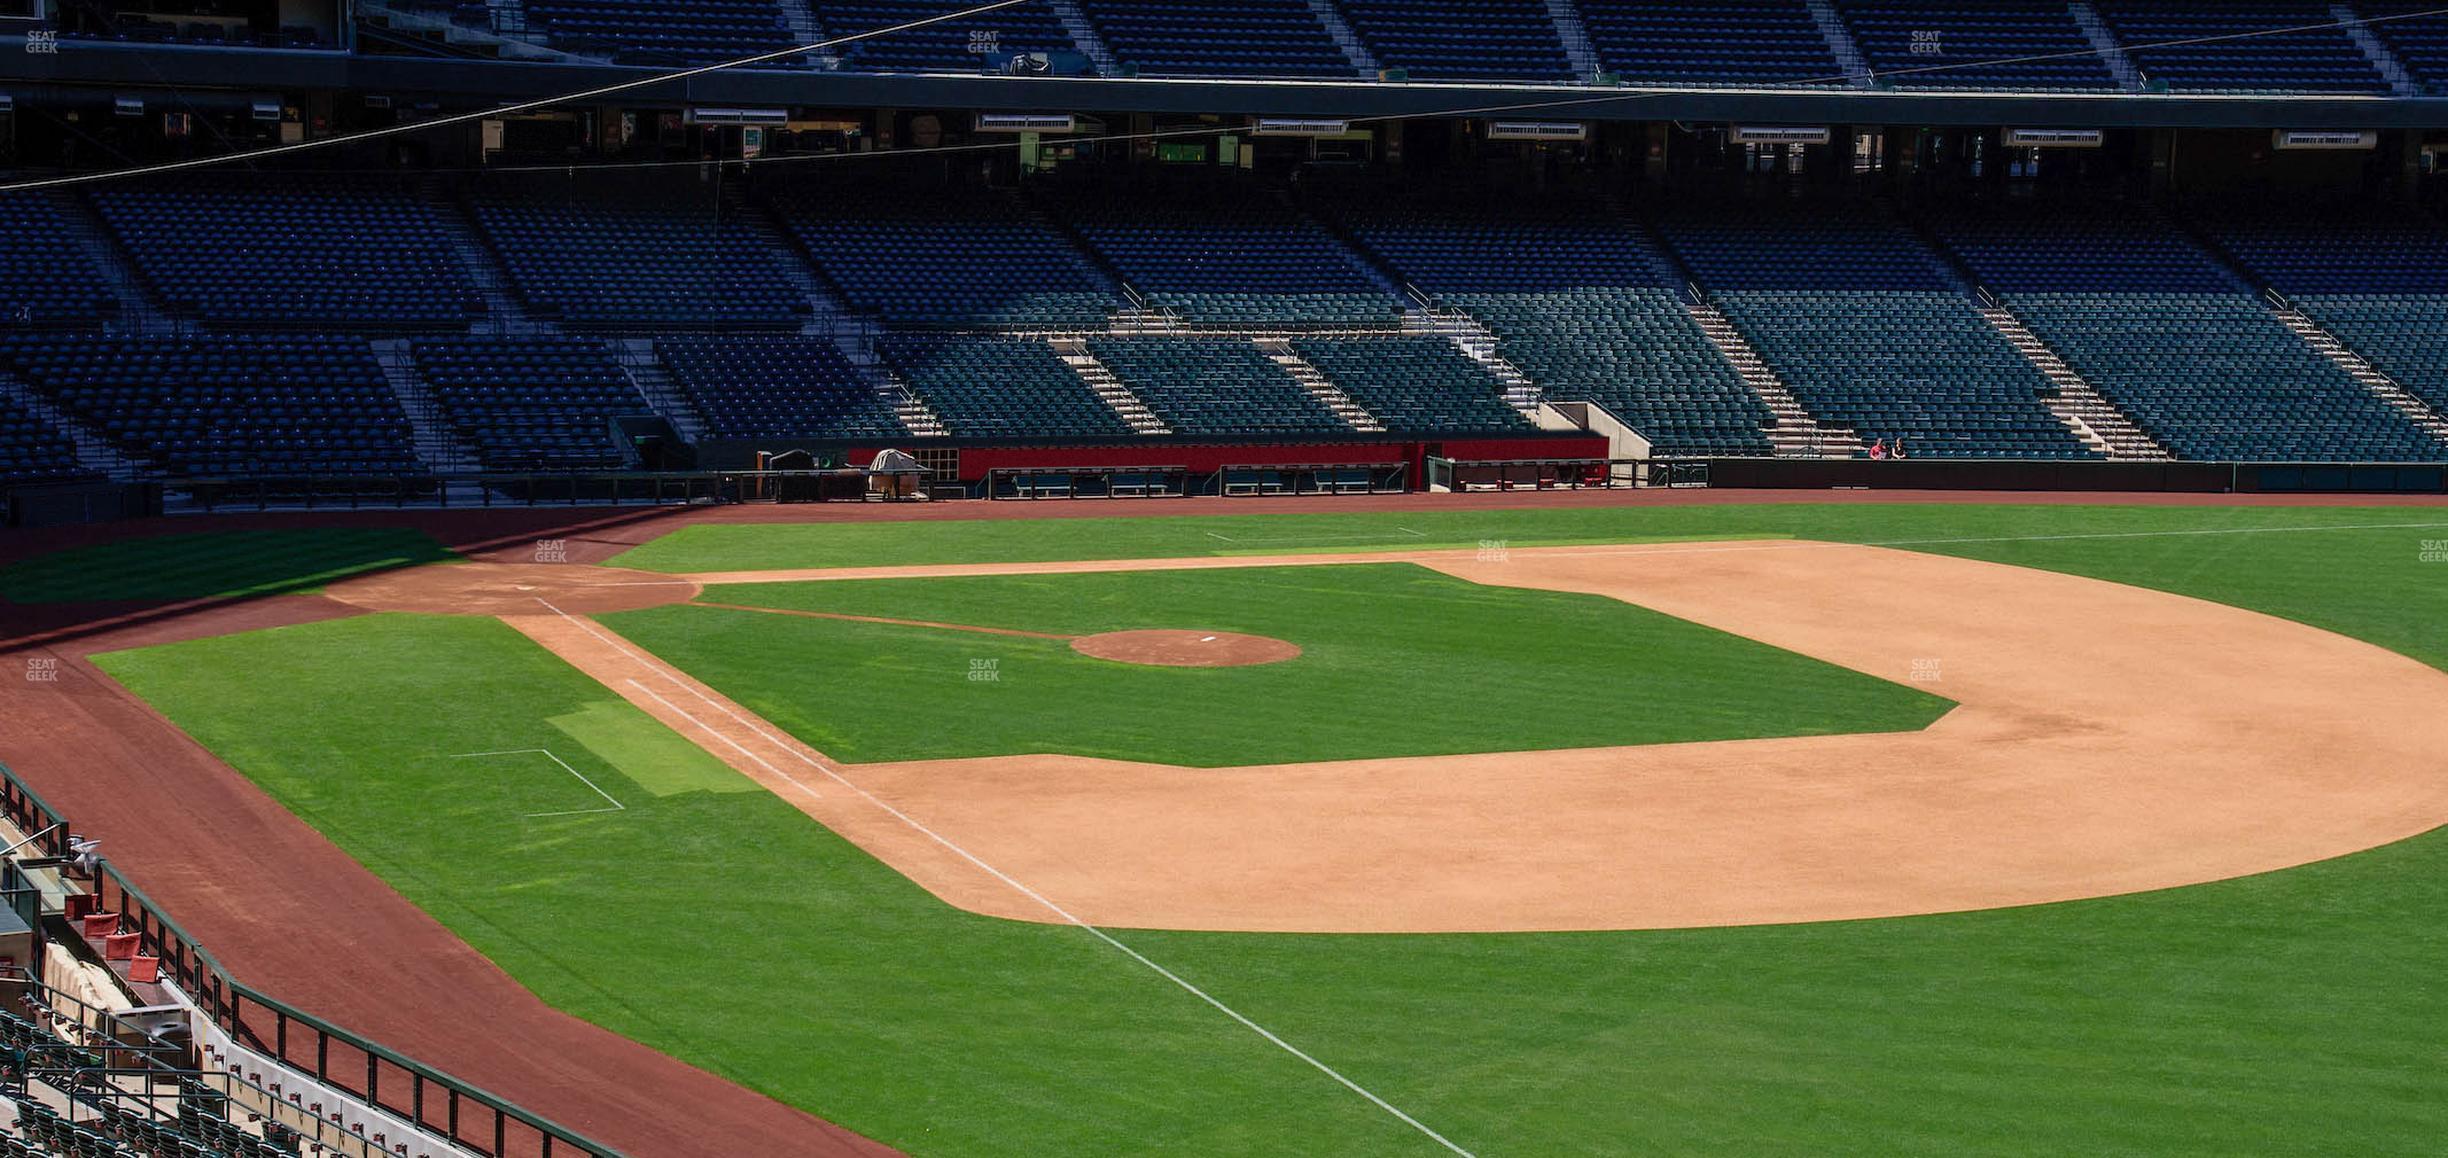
601, 564, 1947, 766
608, 501, 2448, 573
0, 527, 455, 603
93, 505, 2448, 1156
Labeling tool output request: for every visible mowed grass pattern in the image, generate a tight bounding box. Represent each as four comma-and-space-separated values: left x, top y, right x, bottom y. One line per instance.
86, 507, 2448, 1156
602, 564, 1948, 766
0, 527, 456, 604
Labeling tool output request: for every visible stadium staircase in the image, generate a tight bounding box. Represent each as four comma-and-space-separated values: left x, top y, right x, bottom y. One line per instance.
874, 363, 952, 438
1683, 298, 1862, 458
1544, 0, 1602, 81
2267, 295, 2448, 441
613, 338, 712, 442
1051, 338, 1170, 432
1805, 0, 1875, 85
371, 337, 487, 473
1415, 302, 1545, 412
1907, 212, 2165, 458
779, 0, 821, 54
2069, 2, 2145, 91
0, 367, 146, 480
1306, 0, 1378, 74
50, 193, 174, 335
2337, 2, 2422, 96
1256, 338, 1387, 430
420, 182, 544, 334
1046, 0, 1121, 75
1976, 302, 2169, 458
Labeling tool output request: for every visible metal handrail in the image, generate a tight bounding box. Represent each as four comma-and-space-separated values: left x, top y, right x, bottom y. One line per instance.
0, 761, 621, 1156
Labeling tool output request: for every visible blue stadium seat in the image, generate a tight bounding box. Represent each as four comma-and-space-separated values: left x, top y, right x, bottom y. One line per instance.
815, 0, 1077, 71
1321, 186, 1778, 456
1337, 0, 1572, 81
521, 0, 801, 65
1839, 0, 2119, 89
1930, 202, 2445, 461
1087, 338, 1354, 434
763, 181, 1119, 327
88, 177, 481, 330
465, 180, 809, 330
880, 334, 1136, 437
1660, 202, 2095, 459
410, 337, 653, 469
0, 194, 115, 330
2205, 203, 2448, 425
1076, 0, 1353, 78
1292, 337, 1532, 433
1051, 183, 1399, 326
658, 337, 910, 439
0, 334, 422, 477
1580, 0, 1844, 86
2097, 1, 2387, 93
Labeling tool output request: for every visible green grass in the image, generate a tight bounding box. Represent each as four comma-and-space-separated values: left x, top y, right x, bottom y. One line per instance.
601, 565, 1947, 766
91, 504, 2448, 1156
0, 527, 456, 603
606, 501, 2448, 573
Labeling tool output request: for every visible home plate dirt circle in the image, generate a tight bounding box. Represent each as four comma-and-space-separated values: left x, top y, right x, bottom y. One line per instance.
323, 563, 701, 616
1069, 630, 1302, 667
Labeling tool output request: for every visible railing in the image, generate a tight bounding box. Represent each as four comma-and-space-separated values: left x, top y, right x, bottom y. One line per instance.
0, 762, 620, 1158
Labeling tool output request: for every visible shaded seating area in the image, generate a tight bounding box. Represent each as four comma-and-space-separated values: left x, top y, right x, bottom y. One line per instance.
0, 194, 114, 330
1075, 0, 1353, 77
0, 334, 421, 476
1086, 338, 1354, 434
521, 0, 802, 65
1337, 0, 1572, 81
1292, 337, 1531, 433
764, 182, 1118, 327
1837, 0, 2119, 89
1052, 184, 1399, 326
658, 337, 910, 440
411, 337, 654, 469
816, 0, 1078, 71
1578, 0, 1844, 86
87, 177, 480, 329
879, 334, 1135, 437
2097, 1, 2387, 93
465, 180, 808, 330
1325, 187, 1777, 456
0, 395, 92, 485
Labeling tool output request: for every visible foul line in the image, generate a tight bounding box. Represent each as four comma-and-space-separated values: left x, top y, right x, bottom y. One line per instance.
690, 601, 1076, 641
527, 597, 1471, 1156
451, 748, 626, 818
1204, 527, 1430, 544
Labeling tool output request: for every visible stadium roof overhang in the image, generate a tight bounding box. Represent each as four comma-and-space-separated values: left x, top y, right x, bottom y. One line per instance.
11, 45, 2448, 130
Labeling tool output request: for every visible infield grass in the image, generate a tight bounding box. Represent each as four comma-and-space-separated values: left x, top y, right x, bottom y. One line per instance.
600, 564, 1948, 765
87, 504, 2448, 1156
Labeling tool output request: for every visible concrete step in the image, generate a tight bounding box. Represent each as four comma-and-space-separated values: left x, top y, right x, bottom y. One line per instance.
2270, 302, 2448, 441
370, 338, 485, 473
1257, 339, 1385, 432
1978, 305, 2169, 459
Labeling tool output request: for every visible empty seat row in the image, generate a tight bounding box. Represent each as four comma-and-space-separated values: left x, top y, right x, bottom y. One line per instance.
658, 336, 910, 440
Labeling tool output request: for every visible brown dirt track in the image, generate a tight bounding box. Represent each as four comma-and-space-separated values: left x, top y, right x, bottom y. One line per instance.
5, 490, 2448, 1155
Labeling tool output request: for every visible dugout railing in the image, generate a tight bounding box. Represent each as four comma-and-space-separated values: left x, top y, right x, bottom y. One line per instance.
0, 762, 621, 1158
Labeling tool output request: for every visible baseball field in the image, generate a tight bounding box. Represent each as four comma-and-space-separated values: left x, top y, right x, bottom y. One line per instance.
7, 496, 2447, 1156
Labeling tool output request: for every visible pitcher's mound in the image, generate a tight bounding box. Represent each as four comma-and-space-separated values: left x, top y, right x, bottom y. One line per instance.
325, 563, 699, 616
1070, 630, 1301, 668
